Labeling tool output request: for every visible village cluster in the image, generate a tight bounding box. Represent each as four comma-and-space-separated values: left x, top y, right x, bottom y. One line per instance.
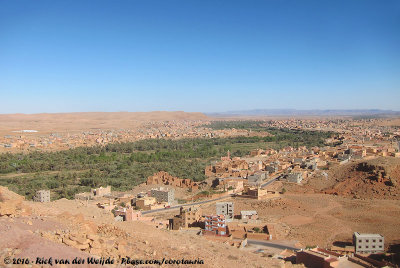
29, 123, 400, 267
1, 117, 399, 154
21, 116, 400, 267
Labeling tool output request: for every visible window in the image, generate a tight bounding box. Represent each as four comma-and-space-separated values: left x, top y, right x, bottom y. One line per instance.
366, 246, 369, 248
373, 240, 376, 243
366, 240, 369, 242
359, 246, 361, 248
379, 239, 382, 242
379, 246, 382, 248
359, 240, 362, 243
372, 246, 375, 248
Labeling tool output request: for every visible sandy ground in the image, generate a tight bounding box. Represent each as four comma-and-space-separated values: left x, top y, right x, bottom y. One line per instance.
0, 111, 208, 135
212, 193, 400, 249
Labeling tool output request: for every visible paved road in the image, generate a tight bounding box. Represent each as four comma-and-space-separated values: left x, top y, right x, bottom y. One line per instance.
247, 239, 300, 251
143, 176, 281, 215
142, 194, 233, 215
260, 174, 281, 188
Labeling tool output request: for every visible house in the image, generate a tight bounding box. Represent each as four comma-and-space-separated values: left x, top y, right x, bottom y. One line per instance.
297, 247, 390, 268
115, 207, 143, 222
240, 211, 258, 220
135, 197, 157, 210
116, 193, 135, 205
296, 248, 341, 268
266, 165, 278, 174
91, 186, 111, 197
204, 215, 228, 236
243, 186, 269, 200
33, 190, 50, 202
170, 206, 202, 230
146, 171, 198, 190
247, 172, 267, 186
216, 202, 234, 222
287, 172, 303, 183
150, 187, 175, 204
337, 154, 351, 164
353, 232, 384, 254
214, 177, 245, 192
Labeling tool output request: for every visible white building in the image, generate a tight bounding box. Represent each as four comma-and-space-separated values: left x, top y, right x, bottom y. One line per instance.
353, 232, 384, 254
33, 190, 50, 202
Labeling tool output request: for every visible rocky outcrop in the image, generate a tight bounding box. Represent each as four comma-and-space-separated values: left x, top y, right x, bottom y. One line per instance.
0, 186, 27, 217
323, 158, 400, 199
41, 224, 131, 258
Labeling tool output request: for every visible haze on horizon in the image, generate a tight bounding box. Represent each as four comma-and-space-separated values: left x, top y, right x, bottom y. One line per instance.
0, 0, 399, 114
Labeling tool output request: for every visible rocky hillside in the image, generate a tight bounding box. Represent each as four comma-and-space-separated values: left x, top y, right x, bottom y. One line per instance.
323, 157, 400, 199
0, 186, 299, 268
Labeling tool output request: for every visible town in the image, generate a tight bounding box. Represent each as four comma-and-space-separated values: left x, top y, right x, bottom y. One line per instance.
1, 0, 399, 266
17, 118, 400, 267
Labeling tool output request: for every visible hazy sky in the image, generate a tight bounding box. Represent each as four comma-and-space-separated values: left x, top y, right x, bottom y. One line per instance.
1, 0, 399, 113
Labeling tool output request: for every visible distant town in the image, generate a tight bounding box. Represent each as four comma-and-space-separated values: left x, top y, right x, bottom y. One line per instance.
1, 117, 399, 154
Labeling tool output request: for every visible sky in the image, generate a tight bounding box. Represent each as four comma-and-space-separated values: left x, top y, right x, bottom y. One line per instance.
0, 0, 399, 114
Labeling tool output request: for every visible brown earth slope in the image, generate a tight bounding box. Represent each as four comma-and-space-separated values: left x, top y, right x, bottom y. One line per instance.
286, 157, 400, 199
323, 157, 400, 199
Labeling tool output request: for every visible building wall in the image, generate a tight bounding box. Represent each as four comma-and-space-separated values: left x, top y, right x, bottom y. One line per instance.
33, 190, 50, 202
136, 197, 156, 209
151, 188, 175, 204
287, 172, 303, 183
296, 251, 334, 268
216, 202, 234, 221
171, 206, 202, 230
204, 215, 228, 236
353, 233, 384, 254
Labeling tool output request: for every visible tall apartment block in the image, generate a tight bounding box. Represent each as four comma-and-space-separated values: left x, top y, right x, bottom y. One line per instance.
204, 215, 227, 236
216, 202, 234, 222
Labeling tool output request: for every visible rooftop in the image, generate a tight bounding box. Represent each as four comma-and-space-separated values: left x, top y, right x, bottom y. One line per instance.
354, 232, 383, 238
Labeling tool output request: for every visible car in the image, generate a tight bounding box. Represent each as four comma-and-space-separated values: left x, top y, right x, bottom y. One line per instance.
164, 205, 170, 209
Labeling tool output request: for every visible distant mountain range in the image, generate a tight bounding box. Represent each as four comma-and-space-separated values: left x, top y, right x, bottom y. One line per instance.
207, 109, 400, 117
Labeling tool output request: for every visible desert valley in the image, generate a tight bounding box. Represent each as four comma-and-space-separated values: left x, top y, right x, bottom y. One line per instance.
1, 112, 400, 267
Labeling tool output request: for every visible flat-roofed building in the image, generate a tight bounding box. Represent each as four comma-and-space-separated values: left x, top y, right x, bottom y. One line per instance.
33, 190, 50, 202
171, 206, 202, 230
287, 172, 303, 183
247, 172, 267, 186
135, 196, 157, 210
150, 187, 174, 204
204, 215, 228, 236
216, 202, 234, 222
240, 210, 258, 220
353, 232, 384, 254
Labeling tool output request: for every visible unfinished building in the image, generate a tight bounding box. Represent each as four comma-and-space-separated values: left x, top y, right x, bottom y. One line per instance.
216, 202, 234, 222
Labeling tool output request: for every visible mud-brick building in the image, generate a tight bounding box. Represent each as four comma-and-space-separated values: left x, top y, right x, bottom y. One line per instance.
170, 206, 202, 230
